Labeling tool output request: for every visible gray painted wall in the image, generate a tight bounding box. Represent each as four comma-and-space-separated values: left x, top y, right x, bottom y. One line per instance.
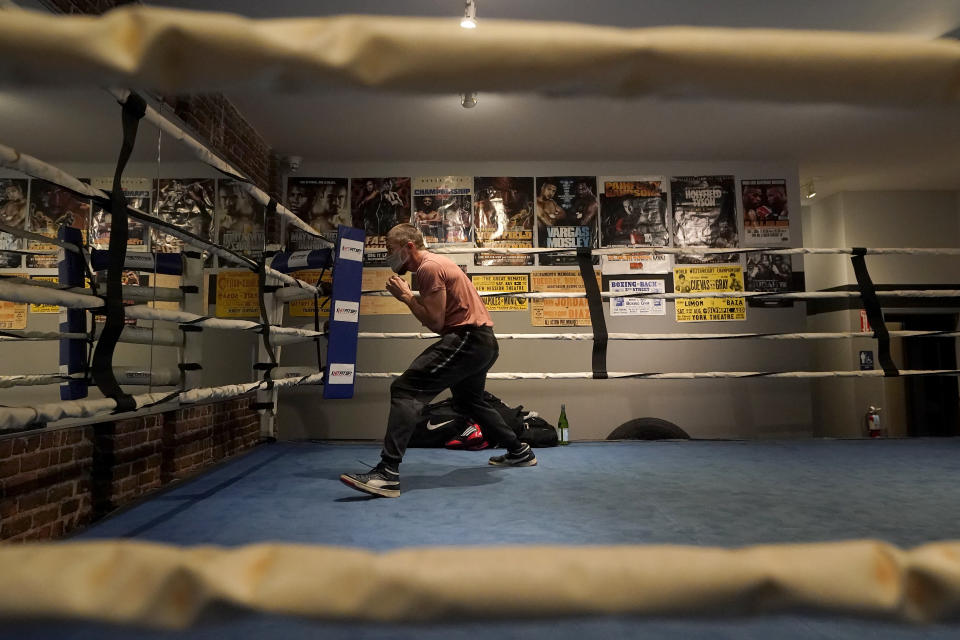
803, 191, 960, 438
276, 160, 811, 441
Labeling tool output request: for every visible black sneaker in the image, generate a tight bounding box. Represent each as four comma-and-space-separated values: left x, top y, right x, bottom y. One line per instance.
340, 464, 400, 498
488, 443, 537, 467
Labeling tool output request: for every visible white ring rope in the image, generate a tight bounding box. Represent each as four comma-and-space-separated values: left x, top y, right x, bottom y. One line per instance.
0, 327, 183, 347
0, 280, 323, 342
110, 89, 332, 249
0, 220, 82, 255
359, 289, 960, 301
0, 374, 79, 389
0, 373, 324, 431
358, 370, 960, 381
357, 330, 960, 341
0, 368, 180, 389
0, 274, 183, 303
430, 246, 960, 257
0, 143, 323, 297
0, 331, 88, 342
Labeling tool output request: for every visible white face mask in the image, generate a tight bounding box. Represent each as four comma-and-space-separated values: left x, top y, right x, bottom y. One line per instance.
386, 247, 408, 274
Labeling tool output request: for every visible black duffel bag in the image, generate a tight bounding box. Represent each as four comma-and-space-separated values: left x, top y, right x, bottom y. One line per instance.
408, 391, 558, 449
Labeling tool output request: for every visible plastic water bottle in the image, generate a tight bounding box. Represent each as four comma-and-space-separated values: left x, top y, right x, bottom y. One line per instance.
558, 404, 569, 445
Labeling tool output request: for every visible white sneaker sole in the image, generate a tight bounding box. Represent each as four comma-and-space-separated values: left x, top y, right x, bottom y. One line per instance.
339, 474, 400, 498
488, 457, 538, 467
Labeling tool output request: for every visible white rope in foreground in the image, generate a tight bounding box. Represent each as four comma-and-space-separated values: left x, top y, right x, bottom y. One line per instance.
0, 539, 959, 625
0, 143, 322, 297
3, 7, 960, 108
358, 369, 960, 380
357, 330, 960, 341
0, 373, 324, 431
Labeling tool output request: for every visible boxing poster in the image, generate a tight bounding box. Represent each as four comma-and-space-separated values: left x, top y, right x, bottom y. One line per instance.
0, 272, 27, 329
670, 175, 739, 265
599, 176, 670, 275
27, 179, 91, 269
606, 278, 666, 316
530, 269, 600, 327
288, 269, 334, 317
351, 177, 411, 266
745, 253, 792, 293
285, 177, 350, 250
742, 179, 790, 245
214, 179, 266, 260
412, 176, 473, 248
151, 178, 215, 254
469, 274, 529, 311
535, 176, 599, 266
215, 270, 260, 318
673, 265, 746, 322
473, 177, 534, 267
89, 177, 149, 252
0, 178, 28, 269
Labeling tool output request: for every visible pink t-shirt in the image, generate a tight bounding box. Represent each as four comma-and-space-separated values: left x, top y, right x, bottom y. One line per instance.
416, 253, 493, 333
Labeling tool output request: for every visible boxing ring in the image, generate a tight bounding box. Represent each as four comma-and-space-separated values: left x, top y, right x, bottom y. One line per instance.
2, 5, 960, 635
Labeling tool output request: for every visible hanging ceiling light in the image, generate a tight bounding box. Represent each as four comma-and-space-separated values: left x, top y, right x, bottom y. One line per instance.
460, 0, 477, 29
802, 179, 817, 199
460, 92, 478, 108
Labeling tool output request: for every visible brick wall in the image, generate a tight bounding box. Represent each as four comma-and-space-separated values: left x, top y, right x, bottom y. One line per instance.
36, 0, 280, 197
162, 94, 280, 197
0, 396, 261, 543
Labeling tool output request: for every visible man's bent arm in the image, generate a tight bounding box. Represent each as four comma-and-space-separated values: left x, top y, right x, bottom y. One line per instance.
403, 288, 446, 334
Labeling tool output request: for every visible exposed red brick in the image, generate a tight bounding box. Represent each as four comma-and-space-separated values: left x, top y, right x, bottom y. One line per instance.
12, 437, 40, 455
0, 458, 19, 478
60, 498, 81, 517
1, 515, 32, 538
19, 451, 50, 473
32, 505, 59, 528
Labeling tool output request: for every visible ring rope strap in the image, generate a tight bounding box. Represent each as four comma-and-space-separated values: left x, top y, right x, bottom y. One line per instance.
255, 260, 277, 397
576, 248, 607, 379
851, 249, 899, 376
91, 91, 145, 414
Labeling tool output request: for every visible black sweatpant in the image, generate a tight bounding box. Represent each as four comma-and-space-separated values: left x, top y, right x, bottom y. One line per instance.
381, 325, 522, 468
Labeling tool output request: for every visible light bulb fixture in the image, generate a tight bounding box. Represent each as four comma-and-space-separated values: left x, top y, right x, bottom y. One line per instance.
460, 0, 477, 28
460, 92, 478, 108
802, 179, 817, 199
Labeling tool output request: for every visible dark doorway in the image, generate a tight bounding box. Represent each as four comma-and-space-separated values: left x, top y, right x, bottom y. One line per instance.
887, 313, 960, 437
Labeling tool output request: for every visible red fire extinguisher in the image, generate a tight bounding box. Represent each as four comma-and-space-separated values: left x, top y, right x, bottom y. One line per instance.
866, 406, 882, 438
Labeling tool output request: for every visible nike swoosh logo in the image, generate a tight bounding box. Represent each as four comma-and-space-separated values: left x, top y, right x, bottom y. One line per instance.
426, 419, 455, 430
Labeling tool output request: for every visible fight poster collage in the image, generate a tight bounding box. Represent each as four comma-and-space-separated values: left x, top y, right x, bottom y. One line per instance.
0, 174, 794, 326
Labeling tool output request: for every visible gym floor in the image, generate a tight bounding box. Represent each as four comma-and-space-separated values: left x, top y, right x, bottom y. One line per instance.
5, 439, 960, 639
